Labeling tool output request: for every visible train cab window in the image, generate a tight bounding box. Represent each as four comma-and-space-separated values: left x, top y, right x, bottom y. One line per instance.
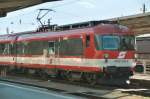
86, 35, 90, 47
48, 41, 55, 55
102, 36, 119, 50
120, 36, 135, 50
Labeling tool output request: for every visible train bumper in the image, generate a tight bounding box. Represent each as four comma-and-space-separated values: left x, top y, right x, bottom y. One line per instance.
104, 66, 133, 77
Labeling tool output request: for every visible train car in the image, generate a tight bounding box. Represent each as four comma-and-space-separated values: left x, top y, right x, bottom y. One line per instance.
136, 34, 150, 59
0, 21, 136, 85
135, 34, 150, 73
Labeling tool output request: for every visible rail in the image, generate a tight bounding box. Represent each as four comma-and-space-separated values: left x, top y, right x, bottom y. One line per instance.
145, 61, 150, 74
0, 75, 150, 98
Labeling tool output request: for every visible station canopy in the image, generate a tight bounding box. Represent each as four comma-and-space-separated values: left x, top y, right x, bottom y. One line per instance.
0, 0, 59, 17
109, 12, 150, 35
0, 0, 150, 35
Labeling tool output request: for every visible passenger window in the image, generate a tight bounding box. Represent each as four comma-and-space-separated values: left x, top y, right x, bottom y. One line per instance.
48, 41, 55, 55
59, 38, 83, 56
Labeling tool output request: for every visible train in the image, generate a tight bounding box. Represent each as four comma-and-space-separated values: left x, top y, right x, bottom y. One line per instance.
0, 21, 136, 85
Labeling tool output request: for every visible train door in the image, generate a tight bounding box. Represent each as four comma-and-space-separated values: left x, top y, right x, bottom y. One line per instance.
48, 40, 60, 61
47, 40, 60, 77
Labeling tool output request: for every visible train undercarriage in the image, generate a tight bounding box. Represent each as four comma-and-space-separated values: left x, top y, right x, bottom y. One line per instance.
0, 65, 133, 86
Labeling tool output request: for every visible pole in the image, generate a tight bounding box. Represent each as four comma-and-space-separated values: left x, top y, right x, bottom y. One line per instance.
143, 3, 146, 13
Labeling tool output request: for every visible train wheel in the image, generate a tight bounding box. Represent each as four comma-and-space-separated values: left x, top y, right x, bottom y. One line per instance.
85, 73, 97, 85
66, 72, 74, 82
35, 69, 48, 80
56, 70, 66, 79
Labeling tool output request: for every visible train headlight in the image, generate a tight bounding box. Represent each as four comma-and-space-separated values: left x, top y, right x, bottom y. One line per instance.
104, 53, 109, 59
104, 53, 109, 63
126, 80, 130, 85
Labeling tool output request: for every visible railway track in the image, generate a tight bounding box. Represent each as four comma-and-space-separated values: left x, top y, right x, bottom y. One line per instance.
3, 73, 127, 90
0, 73, 150, 99
0, 75, 109, 99
8, 72, 144, 89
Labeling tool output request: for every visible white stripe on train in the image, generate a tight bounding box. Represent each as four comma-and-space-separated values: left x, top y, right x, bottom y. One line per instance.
0, 56, 136, 68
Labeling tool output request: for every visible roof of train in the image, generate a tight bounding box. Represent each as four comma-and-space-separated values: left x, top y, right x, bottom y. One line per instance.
17, 24, 133, 42
0, 21, 133, 43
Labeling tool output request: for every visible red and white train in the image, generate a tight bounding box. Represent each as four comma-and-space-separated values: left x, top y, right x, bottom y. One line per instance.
0, 21, 136, 85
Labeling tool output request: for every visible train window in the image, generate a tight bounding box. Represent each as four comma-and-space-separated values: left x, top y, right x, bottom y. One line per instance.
16, 38, 83, 56
86, 35, 90, 47
102, 36, 120, 50
16, 42, 26, 55
10, 43, 16, 55
17, 41, 49, 55
55, 40, 59, 55
94, 35, 102, 50
17, 42, 25, 55
95, 35, 120, 50
0, 43, 5, 54
28, 41, 48, 55
48, 41, 55, 55
120, 36, 135, 50
59, 38, 83, 56
0, 43, 10, 55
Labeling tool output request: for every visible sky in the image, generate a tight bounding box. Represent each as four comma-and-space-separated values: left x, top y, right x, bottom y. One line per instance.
0, 0, 150, 34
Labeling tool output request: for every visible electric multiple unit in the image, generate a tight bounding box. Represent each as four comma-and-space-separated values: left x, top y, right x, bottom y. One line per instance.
0, 21, 136, 85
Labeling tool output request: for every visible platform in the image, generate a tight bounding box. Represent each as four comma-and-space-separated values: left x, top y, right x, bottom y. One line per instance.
131, 74, 150, 80
0, 75, 150, 99
131, 73, 150, 88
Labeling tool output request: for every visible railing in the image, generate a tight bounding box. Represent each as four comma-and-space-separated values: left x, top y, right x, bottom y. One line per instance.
136, 59, 150, 74
145, 61, 150, 74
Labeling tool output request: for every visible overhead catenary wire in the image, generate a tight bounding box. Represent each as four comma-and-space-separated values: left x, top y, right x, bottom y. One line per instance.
5, 0, 82, 25
4, 0, 92, 34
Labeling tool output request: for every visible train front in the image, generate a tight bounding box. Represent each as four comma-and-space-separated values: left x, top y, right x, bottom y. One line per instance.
93, 24, 136, 85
